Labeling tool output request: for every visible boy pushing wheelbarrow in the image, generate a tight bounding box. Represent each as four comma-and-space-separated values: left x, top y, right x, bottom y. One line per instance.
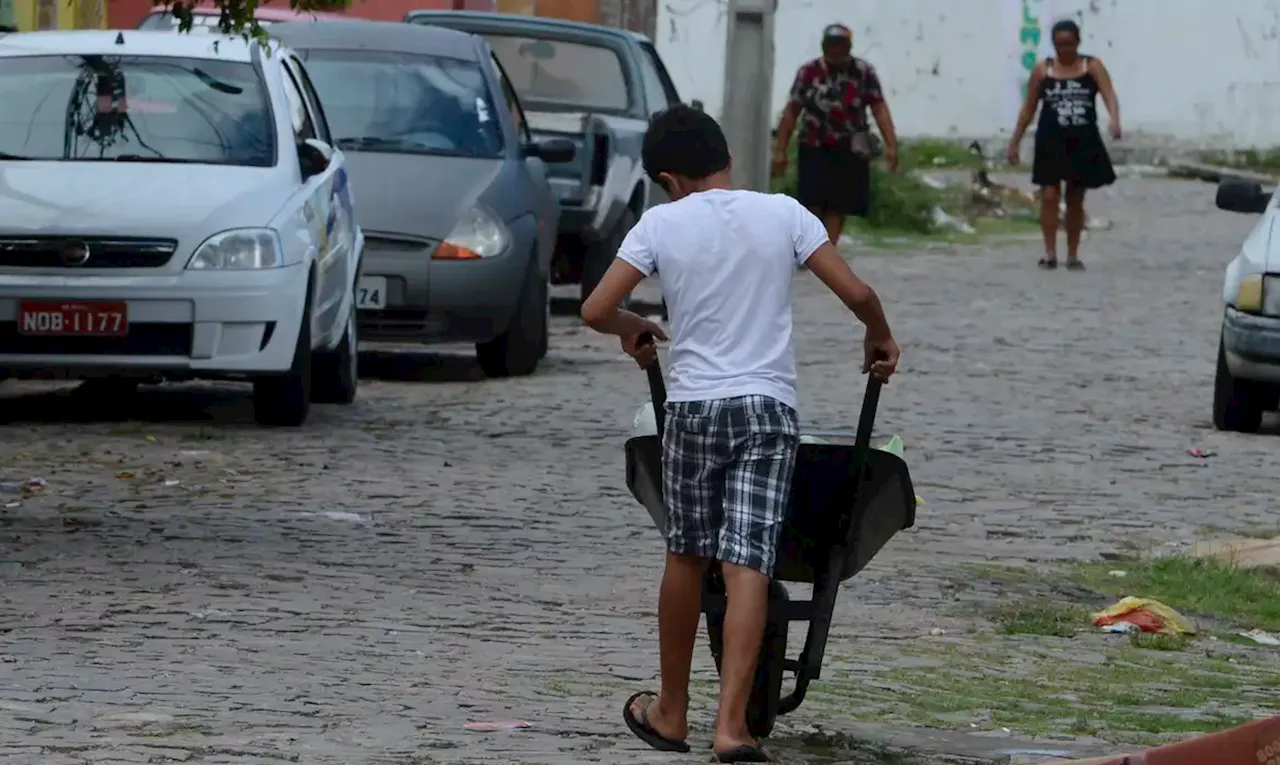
581, 104, 900, 762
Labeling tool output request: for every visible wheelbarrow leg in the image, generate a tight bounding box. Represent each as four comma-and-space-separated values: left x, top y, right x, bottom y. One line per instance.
703, 568, 789, 740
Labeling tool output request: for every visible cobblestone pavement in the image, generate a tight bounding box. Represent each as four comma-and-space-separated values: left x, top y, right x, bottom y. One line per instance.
0, 177, 1274, 765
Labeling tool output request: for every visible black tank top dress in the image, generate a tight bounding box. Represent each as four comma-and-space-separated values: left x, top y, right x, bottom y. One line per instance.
1031, 56, 1117, 189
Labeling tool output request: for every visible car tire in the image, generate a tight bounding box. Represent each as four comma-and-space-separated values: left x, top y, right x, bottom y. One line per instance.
311, 302, 358, 405
476, 259, 548, 378
580, 206, 637, 304
253, 280, 314, 427
1213, 336, 1265, 433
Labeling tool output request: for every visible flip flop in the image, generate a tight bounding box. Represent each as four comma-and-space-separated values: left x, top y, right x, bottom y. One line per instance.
1037, 258, 1058, 270
712, 744, 773, 762
622, 691, 690, 753
1066, 259, 1086, 270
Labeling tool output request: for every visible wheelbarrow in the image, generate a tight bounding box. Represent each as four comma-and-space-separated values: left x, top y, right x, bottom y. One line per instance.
623, 347, 917, 739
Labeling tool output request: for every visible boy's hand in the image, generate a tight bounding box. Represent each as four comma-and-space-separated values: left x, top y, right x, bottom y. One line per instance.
621, 320, 668, 368
863, 333, 900, 383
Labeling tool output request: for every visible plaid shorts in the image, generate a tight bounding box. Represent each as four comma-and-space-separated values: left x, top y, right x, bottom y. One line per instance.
661, 395, 800, 576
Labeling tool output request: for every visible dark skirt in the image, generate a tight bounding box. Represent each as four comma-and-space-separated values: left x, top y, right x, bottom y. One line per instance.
796, 144, 871, 217
1032, 127, 1117, 189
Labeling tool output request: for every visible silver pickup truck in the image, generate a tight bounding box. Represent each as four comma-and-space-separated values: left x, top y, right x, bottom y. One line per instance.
404, 10, 693, 304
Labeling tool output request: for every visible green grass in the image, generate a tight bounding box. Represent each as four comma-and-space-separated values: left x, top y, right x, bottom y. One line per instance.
991, 598, 1090, 637
1196, 147, 1280, 174
896, 138, 982, 170
847, 214, 1040, 250
806, 639, 1275, 745
770, 135, 1037, 240
1071, 556, 1280, 632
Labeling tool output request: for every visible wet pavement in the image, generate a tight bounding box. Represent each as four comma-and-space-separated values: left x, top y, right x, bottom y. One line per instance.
0, 176, 1274, 765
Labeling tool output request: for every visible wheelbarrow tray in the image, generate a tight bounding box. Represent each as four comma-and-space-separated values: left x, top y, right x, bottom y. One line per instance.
624, 431, 917, 583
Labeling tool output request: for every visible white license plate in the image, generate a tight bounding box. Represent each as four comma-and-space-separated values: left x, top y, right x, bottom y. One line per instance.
356, 276, 387, 310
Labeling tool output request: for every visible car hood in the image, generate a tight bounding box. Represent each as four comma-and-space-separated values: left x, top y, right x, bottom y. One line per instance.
342, 152, 504, 239
0, 162, 290, 240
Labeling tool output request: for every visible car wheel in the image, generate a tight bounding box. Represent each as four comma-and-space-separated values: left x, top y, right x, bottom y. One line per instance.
253, 280, 314, 427
580, 206, 637, 304
311, 302, 358, 405
476, 259, 548, 378
1213, 337, 1265, 433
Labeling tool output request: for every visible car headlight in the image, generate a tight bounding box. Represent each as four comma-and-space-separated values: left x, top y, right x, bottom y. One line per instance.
1236, 274, 1265, 313
1264, 275, 1280, 316
186, 229, 282, 270
433, 207, 509, 260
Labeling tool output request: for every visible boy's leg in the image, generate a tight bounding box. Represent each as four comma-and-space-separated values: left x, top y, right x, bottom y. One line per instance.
628, 400, 725, 744
713, 396, 799, 755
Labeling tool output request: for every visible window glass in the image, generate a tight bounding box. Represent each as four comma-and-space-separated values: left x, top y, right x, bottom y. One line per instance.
484, 35, 629, 113
298, 48, 504, 158
0, 54, 275, 166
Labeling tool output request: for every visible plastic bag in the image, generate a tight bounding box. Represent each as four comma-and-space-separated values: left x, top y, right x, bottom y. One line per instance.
1092, 597, 1196, 635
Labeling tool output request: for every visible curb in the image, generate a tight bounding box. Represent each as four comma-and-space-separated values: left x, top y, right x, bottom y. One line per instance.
1037, 715, 1280, 765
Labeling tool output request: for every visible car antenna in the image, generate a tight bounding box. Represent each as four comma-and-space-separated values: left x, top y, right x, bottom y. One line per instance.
115, 32, 125, 45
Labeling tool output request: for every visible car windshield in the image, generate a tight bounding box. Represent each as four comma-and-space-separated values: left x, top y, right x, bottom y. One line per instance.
298, 48, 504, 159
482, 34, 629, 114
0, 54, 275, 165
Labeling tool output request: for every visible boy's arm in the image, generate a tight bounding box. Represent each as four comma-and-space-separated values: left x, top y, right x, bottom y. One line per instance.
789, 199, 899, 379
580, 219, 668, 366
805, 243, 899, 380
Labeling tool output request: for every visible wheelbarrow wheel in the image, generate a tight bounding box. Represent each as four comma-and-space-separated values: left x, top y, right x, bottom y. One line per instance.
704, 579, 789, 739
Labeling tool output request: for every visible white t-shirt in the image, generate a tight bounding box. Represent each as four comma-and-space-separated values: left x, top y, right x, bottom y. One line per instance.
616, 188, 829, 411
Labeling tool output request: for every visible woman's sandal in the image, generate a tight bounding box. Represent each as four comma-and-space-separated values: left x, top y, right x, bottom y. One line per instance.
1037, 257, 1058, 270
1065, 259, 1085, 270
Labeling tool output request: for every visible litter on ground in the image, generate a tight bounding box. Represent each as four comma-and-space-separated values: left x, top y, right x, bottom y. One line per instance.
1092, 596, 1196, 635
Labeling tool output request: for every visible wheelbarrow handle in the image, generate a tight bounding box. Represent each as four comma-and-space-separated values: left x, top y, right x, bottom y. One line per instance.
839, 358, 886, 543
638, 332, 666, 439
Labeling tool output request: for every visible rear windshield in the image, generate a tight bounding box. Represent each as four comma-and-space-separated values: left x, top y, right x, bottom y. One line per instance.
137, 12, 273, 32
298, 48, 505, 158
482, 34, 630, 114
0, 54, 275, 166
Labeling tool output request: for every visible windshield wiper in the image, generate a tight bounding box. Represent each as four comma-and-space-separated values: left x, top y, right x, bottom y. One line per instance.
334, 136, 410, 150
0, 151, 32, 160
111, 154, 201, 163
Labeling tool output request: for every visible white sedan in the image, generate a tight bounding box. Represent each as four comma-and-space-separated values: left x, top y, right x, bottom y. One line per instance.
0, 30, 363, 426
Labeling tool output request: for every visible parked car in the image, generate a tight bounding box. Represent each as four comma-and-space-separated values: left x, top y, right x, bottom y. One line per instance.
137, 4, 347, 32
1213, 177, 1280, 432
404, 10, 688, 303
0, 30, 363, 427
269, 19, 573, 377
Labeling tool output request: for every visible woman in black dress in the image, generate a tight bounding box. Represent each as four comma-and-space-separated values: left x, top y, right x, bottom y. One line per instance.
1006, 19, 1120, 270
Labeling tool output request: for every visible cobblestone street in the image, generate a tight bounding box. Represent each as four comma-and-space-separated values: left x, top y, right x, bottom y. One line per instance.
1, 177, 1275, 765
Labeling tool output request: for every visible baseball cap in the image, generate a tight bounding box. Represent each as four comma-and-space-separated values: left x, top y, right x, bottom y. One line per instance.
822, 23, 852, 42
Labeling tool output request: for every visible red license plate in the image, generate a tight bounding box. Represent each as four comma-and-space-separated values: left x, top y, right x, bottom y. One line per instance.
18, 300, 128, 337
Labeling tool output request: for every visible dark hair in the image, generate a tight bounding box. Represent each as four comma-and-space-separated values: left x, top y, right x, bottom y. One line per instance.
641, 104, 730, 186
1050, 19, 1080, 41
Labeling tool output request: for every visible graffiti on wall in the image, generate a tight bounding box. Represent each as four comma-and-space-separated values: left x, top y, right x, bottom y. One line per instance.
1018, 0, 1042, 98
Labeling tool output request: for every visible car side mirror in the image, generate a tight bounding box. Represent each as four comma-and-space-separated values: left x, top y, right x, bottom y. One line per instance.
524, 137, 576, 164
1216, 177, 1272, 214
298, 138, 332, 180
690, 99, 704, 112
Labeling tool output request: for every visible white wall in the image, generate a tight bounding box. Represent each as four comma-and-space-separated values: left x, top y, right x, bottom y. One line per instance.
656, 0, 1280, 149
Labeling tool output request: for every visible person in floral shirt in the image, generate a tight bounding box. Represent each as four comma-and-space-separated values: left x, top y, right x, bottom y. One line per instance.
772, 23, 898, 246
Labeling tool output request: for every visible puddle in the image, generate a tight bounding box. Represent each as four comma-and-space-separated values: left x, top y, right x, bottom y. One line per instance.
296, 510, 368, 523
